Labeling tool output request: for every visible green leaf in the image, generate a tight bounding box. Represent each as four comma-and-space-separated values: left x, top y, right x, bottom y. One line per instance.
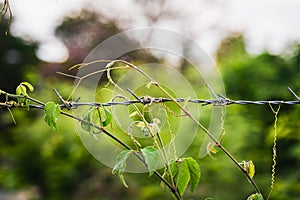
100, 106, 112, 127
16, 85, 28, 107
20, 82, 34, 92
44, 102, 61, 130
16, 85, 27, 96
81, 107, 112, 137
136, 121, 146, 128
16, 82, 34, 96
16, 82, 34, 109
169, 160, 179, 177
112, 150, 132, 175
81, 107, 95, 133
186, 157, 201, 192
247, 193, 263, 200
172, 158, 200, 196
141, 146, 159, 176
112, 150, 133, 188
176, 159, 190, 196
240, 160, 255, 179
129, 111, 138, 117
247, 160, 255, 179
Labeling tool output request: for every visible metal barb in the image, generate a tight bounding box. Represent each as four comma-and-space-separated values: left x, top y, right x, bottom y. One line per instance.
53, 88, 72, 109
126, 88, 145, 105
288, 87, 300, 101
206, 83, 219, 100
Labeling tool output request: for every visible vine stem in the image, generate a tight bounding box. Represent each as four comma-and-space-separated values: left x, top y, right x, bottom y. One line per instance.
61, 110, 181, 200
116, 60, 262, 195
30, 103, 181, 200
0, 90, 181, 200
266, 103, 281, 200
126, 94, 181, 198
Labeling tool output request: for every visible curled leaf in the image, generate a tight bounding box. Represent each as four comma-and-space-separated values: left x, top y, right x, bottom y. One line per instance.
240, 160, 255, 179
20, 82, 34, 92
16, 82, 34, 96
246, 161, 255, 179
81, 107, 95, 133
44, 102, 61, 130
99, 106, 112, 127
16, 82, 34, 109
112, 150, 133, 188
207, 142, 218, 159
16, 85, 27, 96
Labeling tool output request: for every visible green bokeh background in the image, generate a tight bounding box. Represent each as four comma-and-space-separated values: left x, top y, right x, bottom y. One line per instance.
0, 9, 300, 200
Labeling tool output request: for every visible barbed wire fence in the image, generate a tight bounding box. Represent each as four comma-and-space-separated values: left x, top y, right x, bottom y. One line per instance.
1, 74, 299, 200
21, 86, 300, 110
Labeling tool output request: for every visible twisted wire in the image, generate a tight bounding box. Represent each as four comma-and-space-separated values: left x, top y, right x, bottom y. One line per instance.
27, 96, 300, 110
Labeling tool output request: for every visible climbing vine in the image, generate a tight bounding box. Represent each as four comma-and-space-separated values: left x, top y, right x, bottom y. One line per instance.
0, 59, 289, 199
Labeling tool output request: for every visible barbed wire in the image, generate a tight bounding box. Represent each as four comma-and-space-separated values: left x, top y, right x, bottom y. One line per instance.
24, 87, 300, 110
2, 87, 300, 110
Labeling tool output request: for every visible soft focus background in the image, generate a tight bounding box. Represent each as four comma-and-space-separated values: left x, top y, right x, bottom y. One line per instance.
1, 0, 300, 199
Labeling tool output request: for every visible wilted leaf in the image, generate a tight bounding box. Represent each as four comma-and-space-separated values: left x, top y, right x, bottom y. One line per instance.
112, 150, 133, 188
81, 107, 95, 133
207, 142, 218, 159
112, 150, 132, 175
44, 102, 61, 130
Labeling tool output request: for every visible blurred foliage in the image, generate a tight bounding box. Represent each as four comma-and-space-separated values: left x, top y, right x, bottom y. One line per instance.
0, 22, 39, 94
212, 33, 300, 199
0, 9, 300, 200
